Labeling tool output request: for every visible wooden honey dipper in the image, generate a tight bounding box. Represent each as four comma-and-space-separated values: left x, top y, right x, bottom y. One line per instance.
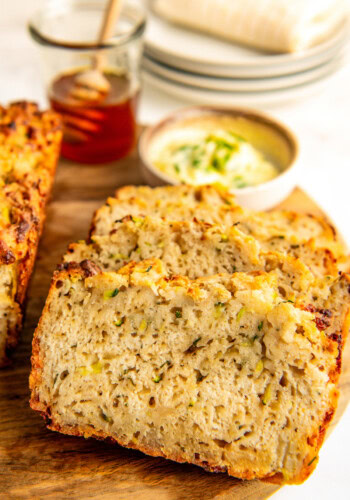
71, 0, 122, 100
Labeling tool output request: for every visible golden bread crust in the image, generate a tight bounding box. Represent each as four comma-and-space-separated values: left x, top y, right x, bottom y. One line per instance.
0, 101, 62, 365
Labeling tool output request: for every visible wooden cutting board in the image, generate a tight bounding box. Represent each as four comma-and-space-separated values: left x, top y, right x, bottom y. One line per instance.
0, 146, 349, 500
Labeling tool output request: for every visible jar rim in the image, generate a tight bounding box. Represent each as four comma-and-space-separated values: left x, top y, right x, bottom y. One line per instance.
28, 0, 146, 51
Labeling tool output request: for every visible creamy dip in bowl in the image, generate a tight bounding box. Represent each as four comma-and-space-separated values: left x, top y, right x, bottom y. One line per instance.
139, 107, 299, 210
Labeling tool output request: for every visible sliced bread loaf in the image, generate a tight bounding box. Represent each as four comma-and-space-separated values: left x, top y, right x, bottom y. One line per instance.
30, 259, 348, 484
91, 185, 345, 260
65, 219, 350, 364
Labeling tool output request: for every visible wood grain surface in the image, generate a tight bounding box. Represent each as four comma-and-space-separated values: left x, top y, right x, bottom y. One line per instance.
0, 146, 349, 500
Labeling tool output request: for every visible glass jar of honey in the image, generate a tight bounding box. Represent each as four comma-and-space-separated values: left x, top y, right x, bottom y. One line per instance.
29, 0, 146, 164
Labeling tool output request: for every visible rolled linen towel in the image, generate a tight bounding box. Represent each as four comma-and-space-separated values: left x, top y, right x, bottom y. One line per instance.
153, 0, 347, 53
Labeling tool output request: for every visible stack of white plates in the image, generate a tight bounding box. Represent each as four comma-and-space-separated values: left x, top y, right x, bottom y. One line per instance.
142, 7, 349, 106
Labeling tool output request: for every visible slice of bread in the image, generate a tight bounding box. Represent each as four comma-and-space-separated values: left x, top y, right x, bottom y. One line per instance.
91, 185, 345, 260
0, 101, 62, 365
90, 184, 243, 235
30, 259, 348, 484
68, 216, 337, 279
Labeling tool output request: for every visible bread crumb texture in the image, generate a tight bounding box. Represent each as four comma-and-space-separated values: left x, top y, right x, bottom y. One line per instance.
30, 253, 350, 484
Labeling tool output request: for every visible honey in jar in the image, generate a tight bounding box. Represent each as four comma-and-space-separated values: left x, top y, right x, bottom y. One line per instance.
49, 70, 139, 164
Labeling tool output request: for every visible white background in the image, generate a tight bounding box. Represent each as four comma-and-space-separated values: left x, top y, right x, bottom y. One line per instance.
0, 1, 349, 498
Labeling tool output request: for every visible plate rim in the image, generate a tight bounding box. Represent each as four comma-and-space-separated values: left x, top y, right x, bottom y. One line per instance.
145, 13, 348, 70
142, 53, 344, 92
142, 65, 340, 106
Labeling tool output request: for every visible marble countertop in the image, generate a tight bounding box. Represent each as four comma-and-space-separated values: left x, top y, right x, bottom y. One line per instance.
0, 1, 349, 498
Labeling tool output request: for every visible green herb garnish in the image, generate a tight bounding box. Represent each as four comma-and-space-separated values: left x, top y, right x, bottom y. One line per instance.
235, 182, 248, 189
177, 144, 192, 152
258, 321, 263, 331
191, 158, 201, 168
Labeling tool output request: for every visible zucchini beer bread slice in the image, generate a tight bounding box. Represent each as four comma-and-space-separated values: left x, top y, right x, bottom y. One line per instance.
66, 216, 337, 279
91, 185, 345, 262
30, 259, 349, 484
0, 101, 61, 365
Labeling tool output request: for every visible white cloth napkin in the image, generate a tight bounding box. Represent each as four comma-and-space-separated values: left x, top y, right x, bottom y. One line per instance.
153, 0, 347, 53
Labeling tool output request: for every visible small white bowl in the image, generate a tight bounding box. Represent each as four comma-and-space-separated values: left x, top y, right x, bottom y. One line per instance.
138, 106, 299, 211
